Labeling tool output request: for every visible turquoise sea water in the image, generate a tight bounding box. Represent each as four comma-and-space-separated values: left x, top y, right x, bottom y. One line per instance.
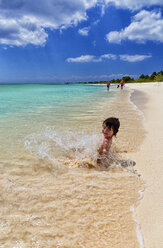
0, 84, 117, 160
0, 84, 116, 117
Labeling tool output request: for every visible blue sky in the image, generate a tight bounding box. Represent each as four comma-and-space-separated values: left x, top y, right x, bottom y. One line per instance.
0, 0, 163, 83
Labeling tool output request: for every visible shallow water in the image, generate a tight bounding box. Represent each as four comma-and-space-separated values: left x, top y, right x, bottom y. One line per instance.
0, 84, 145, 247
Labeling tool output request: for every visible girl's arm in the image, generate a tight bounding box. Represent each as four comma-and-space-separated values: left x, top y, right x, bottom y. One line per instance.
98, 138, 112, 155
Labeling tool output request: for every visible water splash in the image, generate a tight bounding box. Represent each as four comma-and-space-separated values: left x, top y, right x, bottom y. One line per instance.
24, 126, 137, 172
24, 126, 102, 164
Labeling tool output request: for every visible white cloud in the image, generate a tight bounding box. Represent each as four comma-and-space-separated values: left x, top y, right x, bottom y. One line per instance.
67, 54, 115, 63
78, 27, 90, 36
106, 10, 163, 43
0, 16, 48, 46
0, 1, 163, 47
120, 54, 152, 62
0, 0, 99, 46
67, 53, 151, 62
78, 19, 99, 37
92, 19, 100, 26
67, 53, 117, 62
103, 0, 163, 10
101, 53, 117, 60
67, 55, 96, 63
99, 0, 163, 16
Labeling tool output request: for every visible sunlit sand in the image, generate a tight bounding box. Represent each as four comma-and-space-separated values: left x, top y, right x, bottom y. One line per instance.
126, 82, 163, 248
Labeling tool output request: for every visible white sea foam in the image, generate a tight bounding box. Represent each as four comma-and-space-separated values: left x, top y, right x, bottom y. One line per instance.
24, 126, 102, 164
131, 205, 145, 248
130, 187, 146, 248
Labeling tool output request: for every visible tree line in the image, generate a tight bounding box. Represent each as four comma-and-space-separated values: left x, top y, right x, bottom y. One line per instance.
65, 70, 163, 84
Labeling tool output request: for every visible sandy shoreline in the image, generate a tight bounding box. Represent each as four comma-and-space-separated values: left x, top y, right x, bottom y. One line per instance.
126, 82, 163, 248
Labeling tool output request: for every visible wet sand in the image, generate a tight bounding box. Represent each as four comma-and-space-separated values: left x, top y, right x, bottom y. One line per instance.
0, 85, 146, 248
126, 82, 163, 248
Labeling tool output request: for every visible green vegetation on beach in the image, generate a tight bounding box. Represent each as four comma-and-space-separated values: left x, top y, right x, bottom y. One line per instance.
65, 70, 163, 84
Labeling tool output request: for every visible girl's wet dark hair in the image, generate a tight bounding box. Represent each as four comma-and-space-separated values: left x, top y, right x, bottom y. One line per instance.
103, 117, 120, 136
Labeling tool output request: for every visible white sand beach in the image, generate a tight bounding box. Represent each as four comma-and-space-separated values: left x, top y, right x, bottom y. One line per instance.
126, 82, 163, 248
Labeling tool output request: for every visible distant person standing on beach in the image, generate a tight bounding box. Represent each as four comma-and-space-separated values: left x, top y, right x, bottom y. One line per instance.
120, 79, 124, 89
107, 81, 110, 90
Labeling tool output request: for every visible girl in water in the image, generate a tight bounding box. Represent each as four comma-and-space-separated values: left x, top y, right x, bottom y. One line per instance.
98, 117, 120, 166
